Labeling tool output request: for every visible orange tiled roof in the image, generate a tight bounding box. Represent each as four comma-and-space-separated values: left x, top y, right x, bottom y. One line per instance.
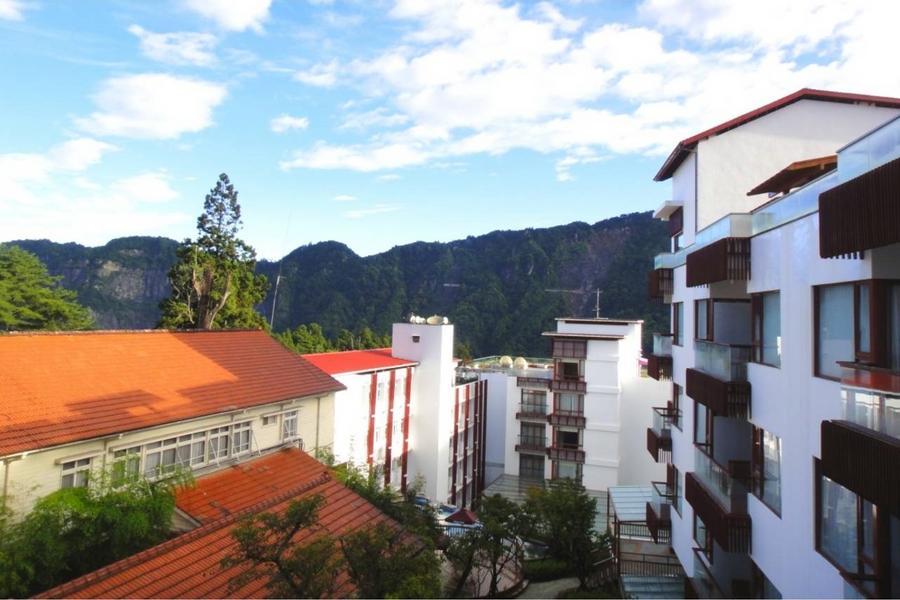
39, 449, 402, 599
303, 347, 417, 375
0, 330, 344, 457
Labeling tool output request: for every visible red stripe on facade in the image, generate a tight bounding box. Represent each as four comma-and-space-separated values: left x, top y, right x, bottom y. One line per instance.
480, 380, 488, 493
462, 384, 470, 507
452, 386, 459, 505
384, 370, 396, 486
473, 380, 481, 500
366, 372, 377, 466
401, 366, 412, 493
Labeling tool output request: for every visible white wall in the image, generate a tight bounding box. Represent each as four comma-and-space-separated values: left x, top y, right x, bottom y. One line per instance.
696, 100, 900, 230
481, 370, 514, 485
618, 375, 668, 486
673, 152, 697, 245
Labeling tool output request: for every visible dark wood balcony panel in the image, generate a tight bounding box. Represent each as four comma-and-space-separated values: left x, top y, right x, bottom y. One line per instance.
547, 446, 586, 463
516, 411, 548, 422
819, 156, 900, 258
820, 420, 900, 509
548, 413, 586, 428
685, 472, 751, 553
685, 238, 751, 287
648, 268, 674, 299
550, 379, 587, 393
516, 376, 551, 389
648, 354, 673, 381
685, 368, 750, 418
551, 339, 587, 359
646, 501, 671, 545
647, 427, 672, 463
838, 362, 900, 395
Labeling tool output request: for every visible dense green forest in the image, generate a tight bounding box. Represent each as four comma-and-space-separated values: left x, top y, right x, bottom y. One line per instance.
12, 211, 668, 356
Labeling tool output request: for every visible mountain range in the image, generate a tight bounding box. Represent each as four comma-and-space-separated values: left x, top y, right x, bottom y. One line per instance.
11, 211, 668, 357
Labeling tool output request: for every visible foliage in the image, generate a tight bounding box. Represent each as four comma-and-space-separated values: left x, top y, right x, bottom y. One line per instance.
524, 479, 600, 590
224, 494, 341, 598
275, 322, 391, 354
557, 585, 621, 599
0, 470, 188, 597
442, 528, 483, 597
340, 521, 441, 599
522, 558, 572, 582
0, 244, 93, 331
159, 173, 268, 329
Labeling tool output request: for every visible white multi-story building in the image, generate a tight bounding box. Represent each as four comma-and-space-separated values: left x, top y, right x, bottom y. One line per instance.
468, 317, 667, 493
645, 89, 900, 598
305, 317, 487, 508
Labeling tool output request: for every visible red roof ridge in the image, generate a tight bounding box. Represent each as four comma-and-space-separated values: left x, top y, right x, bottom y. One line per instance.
654, 88, 900, 181
301, 347, 393, 357
39, 468, 333, 599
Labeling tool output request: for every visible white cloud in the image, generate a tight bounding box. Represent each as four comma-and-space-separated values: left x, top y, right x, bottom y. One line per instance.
48, 138, 117, 171
182, 0, 271, 32
344, 204, 400, 219
333, 194, 356, 201
0, 0, 25, 20
128, 25, 218, 66
112, 172, 180, 203
280, 0, 900, 177
376, 173, 401, 181
270, 114, 310, 133
75, 73, 227, 139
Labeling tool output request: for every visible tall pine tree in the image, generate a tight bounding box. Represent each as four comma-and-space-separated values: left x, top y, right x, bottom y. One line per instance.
159, 174, 268, 329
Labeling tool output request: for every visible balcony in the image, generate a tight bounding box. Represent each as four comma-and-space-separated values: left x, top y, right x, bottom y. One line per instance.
648, 333, 673, 381
516, 402, 548, 421
821, 384, 900, 509
686, 237, 751, 287
517, 376, 551, 389
648, 267, 673, 299
646, 481, 673, 544
646, 407, 674, 463
548, 410, 586, 428
690, 548, 726, 599
550, 378, 587, 393
685, 448, 751, 553
547, 445, 585, 463
686, 341, 751, 418
515, 434, 547, 455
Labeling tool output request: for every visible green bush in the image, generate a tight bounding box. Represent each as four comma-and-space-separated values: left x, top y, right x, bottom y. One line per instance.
523, 558, 572, 582
557, 585, 621, 599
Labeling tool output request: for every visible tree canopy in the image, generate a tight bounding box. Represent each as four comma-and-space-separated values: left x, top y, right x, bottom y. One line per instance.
276, 323, 392, 354
159, 173, 268, 329
0, 244, 93, 331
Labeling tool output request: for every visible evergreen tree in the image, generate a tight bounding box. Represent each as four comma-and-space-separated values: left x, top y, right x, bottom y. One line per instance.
159, 174, 268, 329
0, 245, 93, 331
275, 323, 332, 354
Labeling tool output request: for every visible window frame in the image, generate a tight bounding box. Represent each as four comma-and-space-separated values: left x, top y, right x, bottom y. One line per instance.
693, 400, 713, 450
61, 457, 92, 489
671, 383, 683, 430
751, 426, 782, 517
695, 299, 713, 342
673, 302, 684, 347
751, 291, 781, 368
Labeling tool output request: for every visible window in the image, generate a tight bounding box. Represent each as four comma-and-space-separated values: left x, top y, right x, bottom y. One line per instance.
61, 458, 91, 488
412, 335, 420, 343
673, 302, 684, 346
694, 513, 712, 559
752, 291, 781, 367
282, 410, 298, 441
670, 465, 682, 516
232, 421, 251, 454
262, 415, 276, 426
208, 427, 230, 462
554, 460, 582, 481
556, 428, 580, 449
521, 389, 547, 415
671, 383, 683, 429
519, 454, 544, 480
556, 392, 582, 415
694, 402, 712, 449
560, 361, 581, 380
696, 299, 712, 341
816, 284, 854, 379
112, 447, 140, 485
889, 283, 900, 371
751, 426, 781, 515
552, 339, 587, 358
520, 423, 545, 446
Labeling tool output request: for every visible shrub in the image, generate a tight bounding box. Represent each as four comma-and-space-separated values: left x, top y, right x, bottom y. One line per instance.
523, 558, 572, 582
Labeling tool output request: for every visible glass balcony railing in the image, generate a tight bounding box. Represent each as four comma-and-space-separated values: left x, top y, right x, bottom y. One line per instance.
651, 407, 673, 437
694, 340, 751, 382
692, 548, 725, 599
841, 387, 900, 439
518, 402, 548, 418
649, 480, 674, 517
751, 170, 838, 236
694, 447, 748, 514
654, 213, 752, 269
653, 333, 673, 356
837, 115, 900, 182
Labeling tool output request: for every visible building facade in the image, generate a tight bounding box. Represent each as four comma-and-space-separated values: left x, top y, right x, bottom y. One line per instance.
305, 318, 488, 508
646, 89, 900, 598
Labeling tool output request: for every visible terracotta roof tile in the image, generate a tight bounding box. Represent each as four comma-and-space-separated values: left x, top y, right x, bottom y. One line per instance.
39, 449, 403, 599
303, 347, 417, 375
0, 330, 344, 457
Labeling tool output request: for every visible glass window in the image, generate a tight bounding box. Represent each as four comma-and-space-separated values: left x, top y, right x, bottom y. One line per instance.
521, 389, 547, 414
672, 383, 683, 429
752, 427, 781, 514
232, 422, 251, 454
674, 303, 684, 346
754, 292, 782, 367
889, 283, 900, 370
817, 284, 854, 379
696, 300, 710, 341
557, 393, 581, 414
519, 454, 544, 480
555, 460, 580, 480
857, 284, 871, 354
673, 466, 682, 515
557, 429, 580, 448
61, 458, 92, 489
694, 514, 711, 557
112, 447, 140, 485
282, 410, 298, 440
819, 474, 859, 572
561, 361, 580, 379
694, 402, 711, 448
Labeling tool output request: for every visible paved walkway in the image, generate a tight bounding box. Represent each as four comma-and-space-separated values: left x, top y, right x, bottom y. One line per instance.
517, 577, 580, 599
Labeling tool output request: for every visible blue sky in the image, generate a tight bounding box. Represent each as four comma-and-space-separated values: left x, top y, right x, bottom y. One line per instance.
0, 0, 896, 258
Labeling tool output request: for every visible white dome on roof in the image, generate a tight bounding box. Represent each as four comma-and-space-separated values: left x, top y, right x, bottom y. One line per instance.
513, 357, 528, 369
499, 355, 513, 367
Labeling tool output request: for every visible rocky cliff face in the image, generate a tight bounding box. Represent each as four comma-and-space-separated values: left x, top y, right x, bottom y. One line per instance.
10, 211, 668, 356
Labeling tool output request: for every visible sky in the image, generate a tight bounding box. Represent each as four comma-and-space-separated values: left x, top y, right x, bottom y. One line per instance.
1, 0, 898, 259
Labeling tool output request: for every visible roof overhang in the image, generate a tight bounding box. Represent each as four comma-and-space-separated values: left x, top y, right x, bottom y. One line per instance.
653, 200, 683, 221
541, 332, 625, 340
747, 155, 837, 196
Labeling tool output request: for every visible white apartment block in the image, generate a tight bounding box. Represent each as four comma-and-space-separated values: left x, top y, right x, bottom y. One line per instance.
467, 317, 668, 493
646, 89, 900, 598
305, 317, 488, 508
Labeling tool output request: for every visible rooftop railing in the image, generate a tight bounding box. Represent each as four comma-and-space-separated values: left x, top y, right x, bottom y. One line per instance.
653, 333, 673, 356
654, 213, 752, 270
751, 170, 838, 236
837, 114, 900, 182
694, 340, 751, 382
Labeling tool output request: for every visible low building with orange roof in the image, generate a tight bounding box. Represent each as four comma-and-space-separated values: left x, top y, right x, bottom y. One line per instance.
38, 448, 409, 599
0, 329, 344, 515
